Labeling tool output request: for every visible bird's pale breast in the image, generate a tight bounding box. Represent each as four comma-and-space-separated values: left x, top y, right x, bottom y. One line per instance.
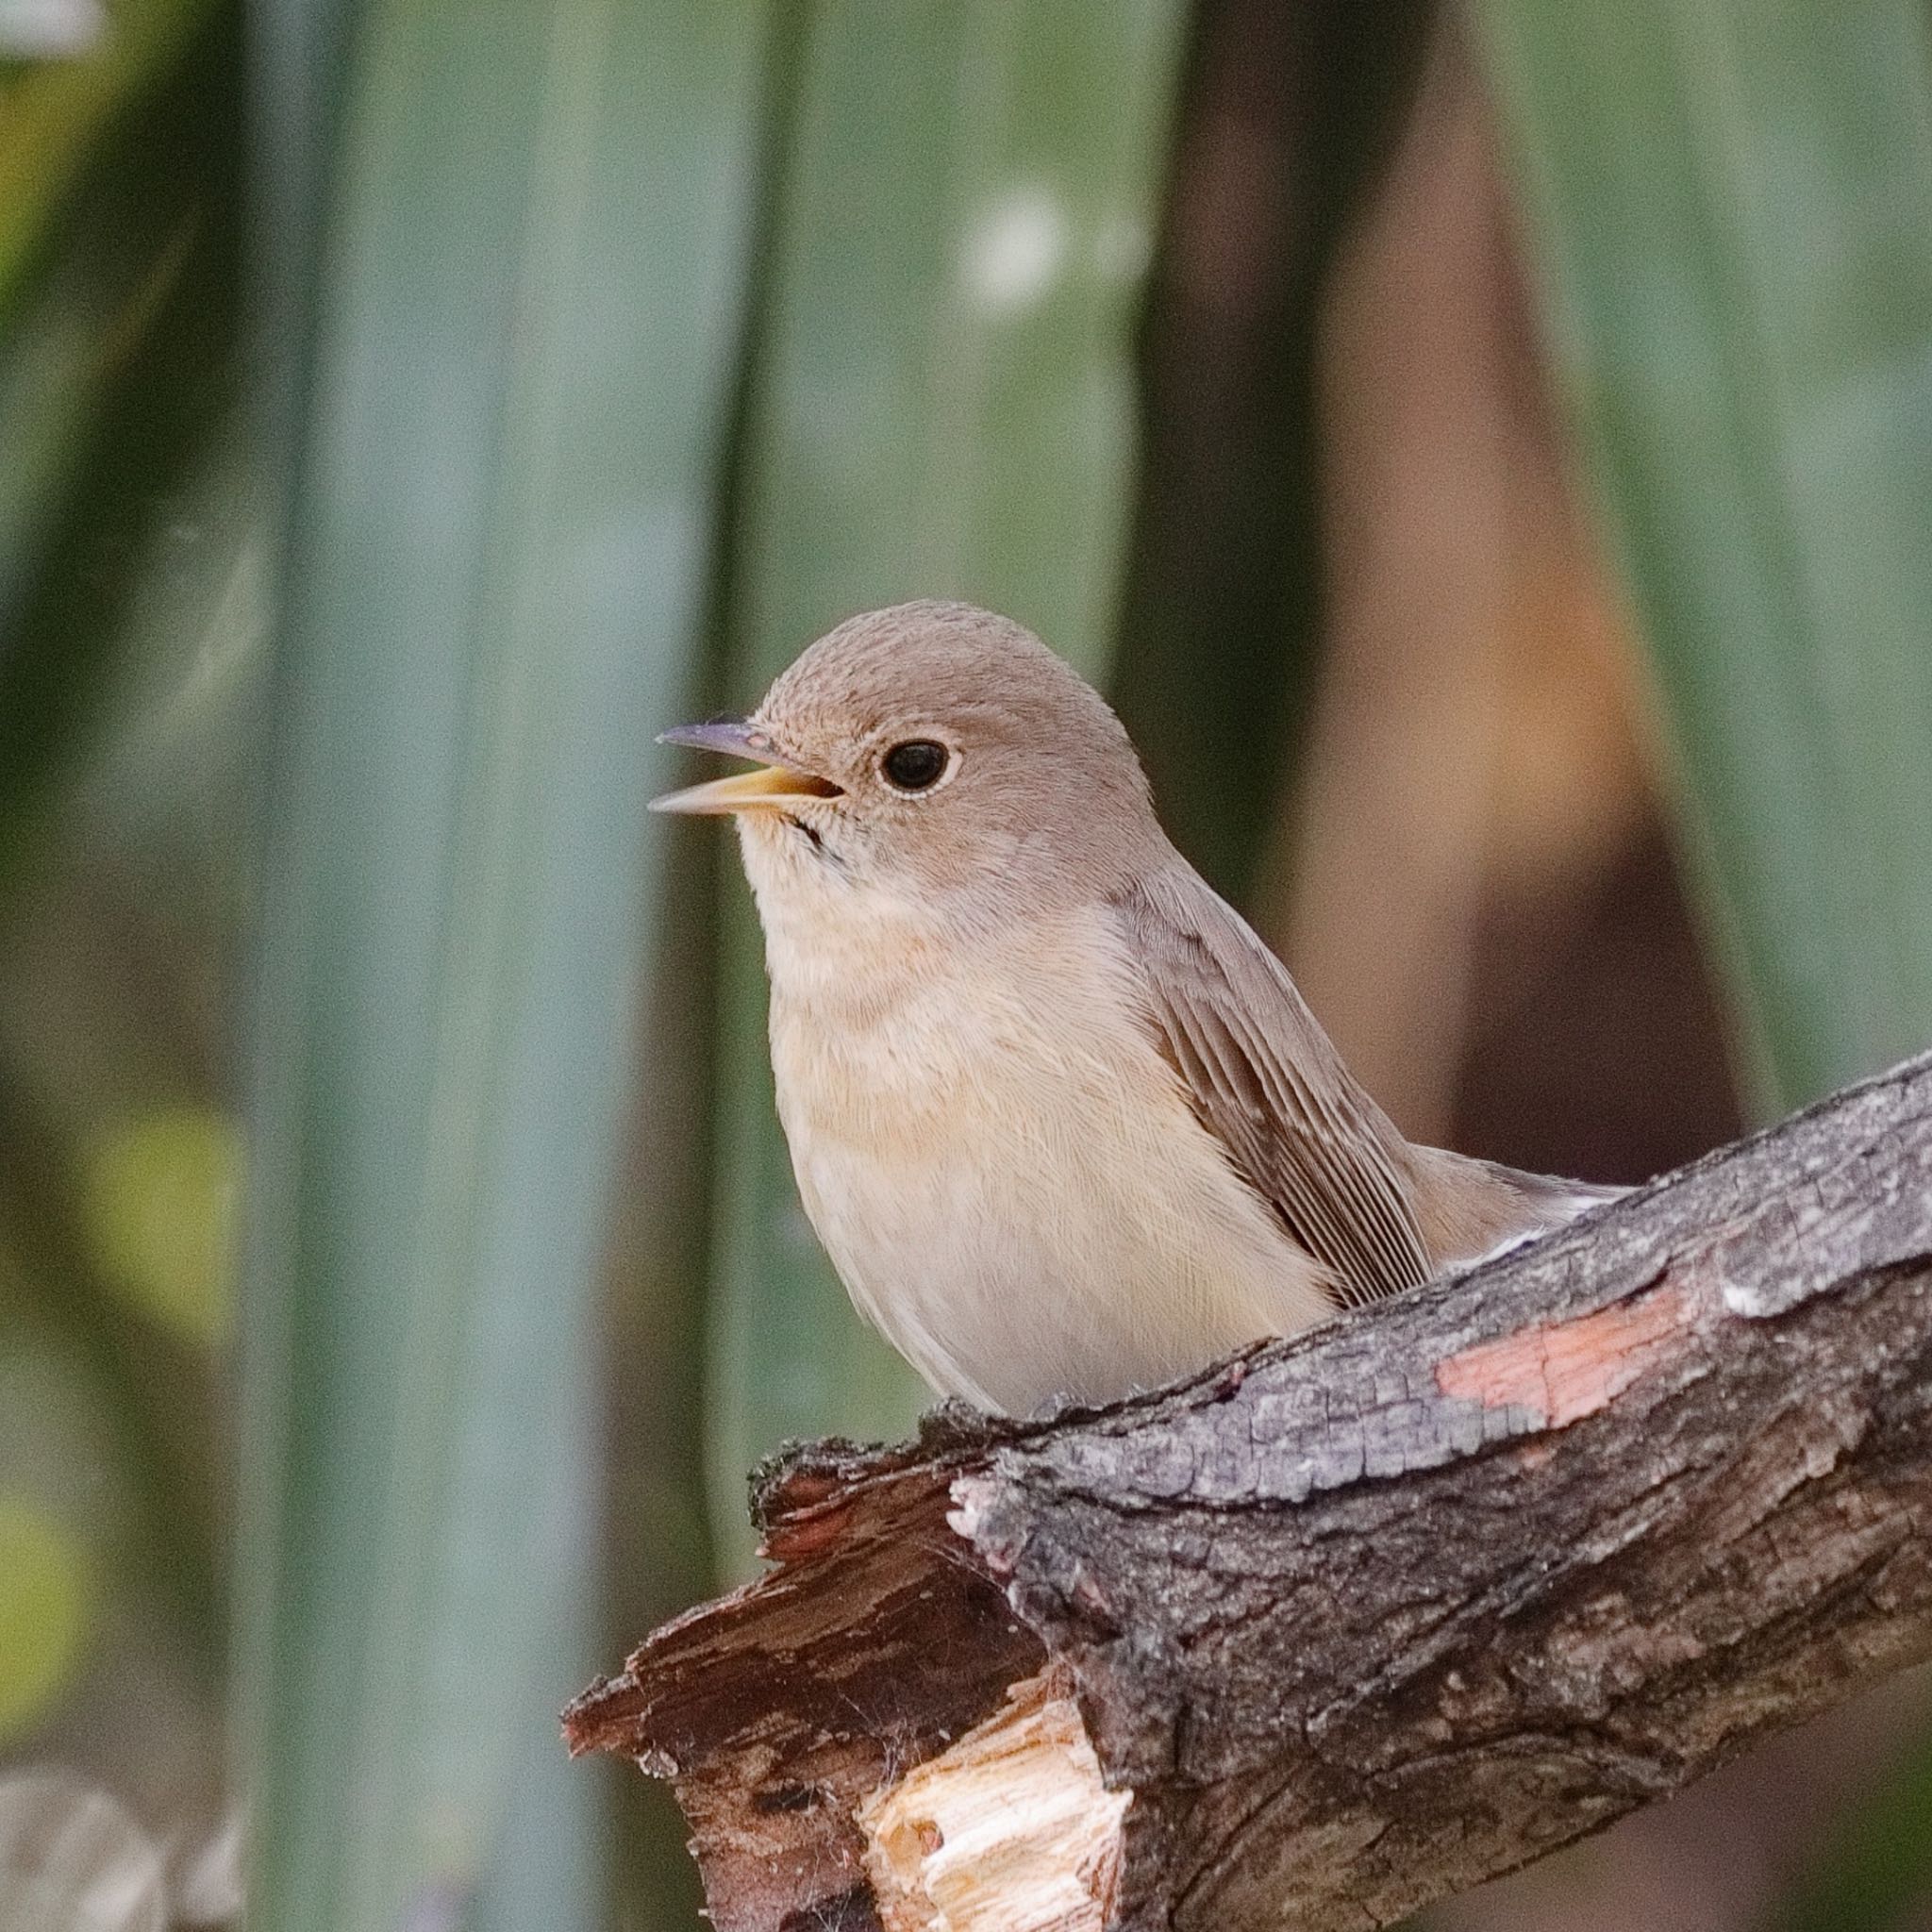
756, 883, 1334, 1413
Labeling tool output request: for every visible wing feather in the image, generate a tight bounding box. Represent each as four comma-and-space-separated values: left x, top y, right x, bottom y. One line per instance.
1111, 870, 1431, 1307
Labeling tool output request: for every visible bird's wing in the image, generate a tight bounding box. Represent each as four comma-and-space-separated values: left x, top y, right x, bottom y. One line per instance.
1110, 869, 1432, 1307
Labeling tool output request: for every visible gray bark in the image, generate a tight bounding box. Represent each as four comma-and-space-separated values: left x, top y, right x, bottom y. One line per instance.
565, 1051, 1932, 1932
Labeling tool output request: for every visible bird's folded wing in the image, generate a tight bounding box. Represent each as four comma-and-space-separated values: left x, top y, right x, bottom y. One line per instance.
1110, 870, 1432, 1307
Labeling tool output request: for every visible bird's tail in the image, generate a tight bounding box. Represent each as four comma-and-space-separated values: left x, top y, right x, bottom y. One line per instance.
1406, 1144, 1630, 1273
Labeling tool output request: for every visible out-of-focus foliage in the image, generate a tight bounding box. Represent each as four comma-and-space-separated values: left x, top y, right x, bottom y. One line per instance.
0, 1499, 88, 1743
0, 0, 239, 1847
236, 2, 770, 1929
0, 0, 202, 294
81, 1108, 237, 1345
1477, 0, 1932, 1113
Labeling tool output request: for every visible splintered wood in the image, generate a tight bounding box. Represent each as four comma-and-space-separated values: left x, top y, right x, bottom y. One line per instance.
860, 1669, 1129, 1932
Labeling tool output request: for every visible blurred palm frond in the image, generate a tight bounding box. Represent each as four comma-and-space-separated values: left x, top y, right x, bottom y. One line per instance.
236, 1, 768, 1926
1477, 0, 1932, 1112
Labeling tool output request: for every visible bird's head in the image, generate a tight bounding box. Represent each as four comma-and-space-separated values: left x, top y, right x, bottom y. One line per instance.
652, 602, 1164, 928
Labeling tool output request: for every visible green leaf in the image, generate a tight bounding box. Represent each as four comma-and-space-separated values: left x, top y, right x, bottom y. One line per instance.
703, 0, 1189, 1563
0, 0, 209, 305
1474, 0, 1932, 1111
0, 3, 236, 791
237, 2, 767, 1928
0, 1494, 89, 1742
80, 1108, 238, 1346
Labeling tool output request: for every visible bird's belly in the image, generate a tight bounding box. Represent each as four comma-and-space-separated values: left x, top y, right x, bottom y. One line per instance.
768, 960, 1332, 1413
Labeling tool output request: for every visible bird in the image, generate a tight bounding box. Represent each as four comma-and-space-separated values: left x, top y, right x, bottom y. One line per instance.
653, 600, 1617, 1416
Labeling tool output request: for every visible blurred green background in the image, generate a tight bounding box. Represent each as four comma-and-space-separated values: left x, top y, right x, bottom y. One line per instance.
0, 1, 1928, 1929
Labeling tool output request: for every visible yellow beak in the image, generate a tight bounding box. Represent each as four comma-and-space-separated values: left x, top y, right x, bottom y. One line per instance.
650, 721, 841, 816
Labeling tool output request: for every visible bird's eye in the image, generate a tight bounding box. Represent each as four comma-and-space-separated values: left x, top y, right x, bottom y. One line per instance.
880, 740, 949, 792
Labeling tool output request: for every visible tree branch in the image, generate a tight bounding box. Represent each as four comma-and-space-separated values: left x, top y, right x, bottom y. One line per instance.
565, 1052, 1932, 1932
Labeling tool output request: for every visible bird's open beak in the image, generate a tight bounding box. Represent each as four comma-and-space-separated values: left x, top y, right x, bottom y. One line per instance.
650, 720, 842, 815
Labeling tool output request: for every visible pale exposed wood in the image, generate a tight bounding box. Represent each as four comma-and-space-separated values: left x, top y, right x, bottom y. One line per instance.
565, 1050, 1932, 1932
860, 1668, 1127, 1932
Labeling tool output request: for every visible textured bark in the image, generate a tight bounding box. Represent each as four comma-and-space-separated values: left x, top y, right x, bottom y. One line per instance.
566, 1052, 1932, 1932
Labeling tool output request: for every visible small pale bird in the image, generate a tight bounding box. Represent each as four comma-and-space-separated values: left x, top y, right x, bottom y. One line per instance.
654, 601, 1615, 1416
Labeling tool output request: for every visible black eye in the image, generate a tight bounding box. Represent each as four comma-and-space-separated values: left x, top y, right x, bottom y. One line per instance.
880, 740, 949, 792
